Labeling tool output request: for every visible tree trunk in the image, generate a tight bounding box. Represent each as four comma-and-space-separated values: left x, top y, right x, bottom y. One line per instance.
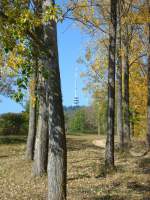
105, 0, 117, 169
33, 72, 48, 176
98, 107, 101, 135
147, 0, 150, 149
26, 72, 37, 160
131, 120, 134, 137
47, 63, 67, 200
32, 1, 49, 176
117, 53, 124, 149
116, 0, 124, 150
123, 26, 131, 143
42, 1, 67, 199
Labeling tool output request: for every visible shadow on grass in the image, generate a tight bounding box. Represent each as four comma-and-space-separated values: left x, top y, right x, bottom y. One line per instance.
70, 157, 98, 164
127, 181, 150, 192
67, 138, 102, 152
0, 136, 26, 144
68, 174, 91, 181
143, 197, 150, 200
67, 132, 98, 136
93, 195, 125, 200
138, 157, 150, 174
95, 163, 126, 179
0, 155, 9, 158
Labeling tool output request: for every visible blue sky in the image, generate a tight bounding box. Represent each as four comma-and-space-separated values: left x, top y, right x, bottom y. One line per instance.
0, 19, 90, 114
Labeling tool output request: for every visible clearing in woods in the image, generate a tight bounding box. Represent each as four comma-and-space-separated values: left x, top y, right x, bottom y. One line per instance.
0, 134, 150, 200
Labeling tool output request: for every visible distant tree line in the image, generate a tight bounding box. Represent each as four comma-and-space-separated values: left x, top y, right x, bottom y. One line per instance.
0, 104, 106, 136
0, 112, 28, 136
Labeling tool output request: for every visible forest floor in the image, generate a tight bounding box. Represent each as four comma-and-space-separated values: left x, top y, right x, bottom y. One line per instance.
0, 134, 150, 200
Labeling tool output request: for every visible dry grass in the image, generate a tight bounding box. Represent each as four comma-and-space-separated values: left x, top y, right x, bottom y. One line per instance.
0, 134, 150, 200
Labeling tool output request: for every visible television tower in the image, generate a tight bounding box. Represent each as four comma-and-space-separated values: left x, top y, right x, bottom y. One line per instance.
73, 66, 79, 107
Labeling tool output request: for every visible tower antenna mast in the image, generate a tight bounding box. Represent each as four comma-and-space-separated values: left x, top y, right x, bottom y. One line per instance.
73, 66, 79, 107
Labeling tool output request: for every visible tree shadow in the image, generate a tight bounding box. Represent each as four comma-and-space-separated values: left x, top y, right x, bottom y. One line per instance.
67, 138, 102, 152
127, 181, 150, 192
70, 157, 98, 164
92, 195, 125, 200
95, 163, 127, 179
114, 164, 126, 173
0, 136, 26, 144
138, 157, 150, 174
68, 174, 91, 181
142, 197, 150, 200
0, 155, 9, 158
67, 132, 98, 136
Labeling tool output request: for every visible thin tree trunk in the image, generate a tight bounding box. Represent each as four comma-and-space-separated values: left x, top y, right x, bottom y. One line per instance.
116, 0, 124, 149
42, 1, 67, 199
123, 26, 131, 143
105, 0, 117, 169
32, 1, 49, 176
117, 54, 124, 148
26, 72, 37, 160
146, 0, 150, 149
131, 120, 134, 137
98, 107, 101, 135
33, 71, 48, 176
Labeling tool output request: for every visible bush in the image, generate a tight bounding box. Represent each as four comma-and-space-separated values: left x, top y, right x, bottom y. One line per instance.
0, 112, 28, 135
68, 109, 86, 132
66, 108, 97, 133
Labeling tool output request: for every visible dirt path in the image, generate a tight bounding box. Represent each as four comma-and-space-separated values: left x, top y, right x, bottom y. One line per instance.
92, 139, 106, 148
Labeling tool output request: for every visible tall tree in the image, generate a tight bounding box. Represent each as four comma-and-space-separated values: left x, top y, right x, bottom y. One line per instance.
42, 0, 67, 198
26, 69, 37, 160
32, 2, 49, 176
123, 24, 131, 143
105, 0, 117, 168
146, 0, 150, 149
33, 71, 48, 175
116, 0, 124, 149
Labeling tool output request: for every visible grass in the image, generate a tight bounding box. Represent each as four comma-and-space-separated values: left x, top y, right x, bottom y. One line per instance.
0, 134, 150, 200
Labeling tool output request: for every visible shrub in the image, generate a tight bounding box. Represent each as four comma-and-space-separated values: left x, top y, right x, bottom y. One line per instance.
0, 112, 28, 135
66, 108, 97, 133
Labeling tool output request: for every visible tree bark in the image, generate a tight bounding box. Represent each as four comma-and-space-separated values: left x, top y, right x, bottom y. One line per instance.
131, 120, 134, 137
98, 106, 101, 135
32, 1, 49, 176
42, 1, 67, 199
147, 0, 150, 149
33, 71, 48, 176
105, 0, 117, 169
116, 0, 124, 149
26, 72, 37, 160
123, 26, 131, 143
47, 61, 67, 200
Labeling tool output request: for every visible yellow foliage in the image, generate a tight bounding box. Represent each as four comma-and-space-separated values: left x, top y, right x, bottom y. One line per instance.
122, 6, 150, 25
29, 79, 36, 107
7, 50, 24, 70
129, 62, 147, 137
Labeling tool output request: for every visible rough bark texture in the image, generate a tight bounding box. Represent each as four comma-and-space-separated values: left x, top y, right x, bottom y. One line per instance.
117, 54, 124, 148
32, 1, 49, 176
123, 27, 131, 143
105, 0, 117, 168
47, 64, 67, 200
98, 110, 101, 135
147, 0, 150, 149
42, 1, 67, 199
26, 72, 37, 160
116, 0, 124, 149
131, 120, 134, 137
33, 72, 48, 176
